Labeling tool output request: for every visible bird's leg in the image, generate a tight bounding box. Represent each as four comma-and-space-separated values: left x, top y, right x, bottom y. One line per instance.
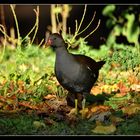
81, 92, 87, 118
82, 97, 86, 110
75, 98, 78, 115
82, 92, 87, 110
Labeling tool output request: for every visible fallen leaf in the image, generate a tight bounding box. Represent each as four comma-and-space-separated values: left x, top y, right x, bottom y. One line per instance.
66, 109, 79, 127
18, 101, 39, 110
109, 115, 124, 124
128, 75, 139, 85
67, 108, 78, 116
114, 92, 128, 97
44, 118, 56, 125
0, 102, 4, 108
122, 103, 140, 115
17, 80, 24, 87
89, 111, 111, 122
0, 95, 6, 102
117, 81, 130, 95
100, 84, 119, 94
130, 84, 140, 92
90, 105, 110, 113
44, 94, 57, 100
92, 123, 116, 134
91, 86, 102, 95
79, 108, 89, 118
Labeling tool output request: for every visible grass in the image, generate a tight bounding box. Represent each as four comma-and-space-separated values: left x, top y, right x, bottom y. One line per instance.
0, 113, 41, 135
0, 111, 140, 135
0, 43, 139, 135
0, 4, 139, 136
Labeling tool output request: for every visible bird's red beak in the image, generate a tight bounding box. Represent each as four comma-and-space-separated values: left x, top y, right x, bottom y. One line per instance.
46, 39, 52, 46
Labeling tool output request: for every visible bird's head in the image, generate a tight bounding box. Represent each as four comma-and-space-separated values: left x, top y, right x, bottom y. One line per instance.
46, 33, 66, 49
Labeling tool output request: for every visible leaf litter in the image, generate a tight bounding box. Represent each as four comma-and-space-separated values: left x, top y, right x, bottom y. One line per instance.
0, 69, 140, 135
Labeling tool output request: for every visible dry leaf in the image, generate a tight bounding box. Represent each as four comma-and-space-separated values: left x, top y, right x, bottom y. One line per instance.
130, 84, 140, 92
114, 92, 128, 97
91, 86, 102, 95
117, 82, 130, 95
66, 109, 79, 127
44, 94, 57, 100
44, 118, 56, 125
67, 108, 78, 116
101, 84, 118, 94
92, 124, 116, 134
122, 104, 140, 115
128, 75, 139, 85
90, 105, 110, 113
110, 115, 124, 124
89, 111, 111, 122
18, 101, 39, 110
79, 108, 89, 118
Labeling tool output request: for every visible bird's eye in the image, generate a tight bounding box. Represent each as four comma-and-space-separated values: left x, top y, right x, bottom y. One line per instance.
54, 37, 56, 40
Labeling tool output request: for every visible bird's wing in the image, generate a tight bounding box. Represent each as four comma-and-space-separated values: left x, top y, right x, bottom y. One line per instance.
72, 54, 105, 71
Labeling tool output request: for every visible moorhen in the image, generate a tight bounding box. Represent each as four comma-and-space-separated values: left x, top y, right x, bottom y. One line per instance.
47, 33, 105, 112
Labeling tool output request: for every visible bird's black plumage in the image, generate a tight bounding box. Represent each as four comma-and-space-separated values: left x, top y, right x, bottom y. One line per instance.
47, 33, 105, 108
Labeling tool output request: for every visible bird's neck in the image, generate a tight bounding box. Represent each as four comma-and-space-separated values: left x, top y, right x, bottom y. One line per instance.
55, 44, 74, 66
55, 44, 70, 56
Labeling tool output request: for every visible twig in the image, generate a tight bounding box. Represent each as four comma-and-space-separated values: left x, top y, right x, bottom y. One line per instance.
0, 25, 6, 62
62, 5, 70, 34
38, 38, 44, 47
70, 5, 87, 45
77, 11, 96, 36
56, 4, 63, 33
51, 4, 57, 33
0, 5, 7, 34
10, 5, 20, 46
21, 6, 39, 45
83, 19, 101, 40
31, 6, 39, 44
76, 4, 87, 34
0, 25, 11, 39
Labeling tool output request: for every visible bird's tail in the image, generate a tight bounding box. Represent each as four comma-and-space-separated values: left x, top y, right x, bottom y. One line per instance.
96, 61, 106, 70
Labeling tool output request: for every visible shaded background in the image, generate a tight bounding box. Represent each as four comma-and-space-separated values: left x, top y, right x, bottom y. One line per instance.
0, 4, 109, 48
1, 4, 139, 48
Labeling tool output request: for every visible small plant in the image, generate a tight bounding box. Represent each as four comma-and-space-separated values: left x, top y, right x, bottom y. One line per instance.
100, 5, 140, 80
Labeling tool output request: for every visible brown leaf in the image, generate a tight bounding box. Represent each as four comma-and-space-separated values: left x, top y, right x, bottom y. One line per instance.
67, 108, 78, 116
109, 115, 124, 124
44, 117, 56, 125
90, 105, 110, 113
66, 105, 80, 126
0, 102, 4, 108
92, 123, 116, 134
114, 92, 128, 97
111, 62, 120, 68
17, 80, 24, 87
44, 94, 57, 100
128, 75, 139, 85
89, 111, 111, 122
18, 101, 39, 110
101, 84, 119, 94
86, 105, 110, 119
91, 86, 102, 95
122, 103, 140, 115
130, 84, 140, 92
0, 95, 6, 102
117, 81, 130, 95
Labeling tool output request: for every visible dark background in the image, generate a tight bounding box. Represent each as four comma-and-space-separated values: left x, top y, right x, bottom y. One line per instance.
0, 5, 110, 48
